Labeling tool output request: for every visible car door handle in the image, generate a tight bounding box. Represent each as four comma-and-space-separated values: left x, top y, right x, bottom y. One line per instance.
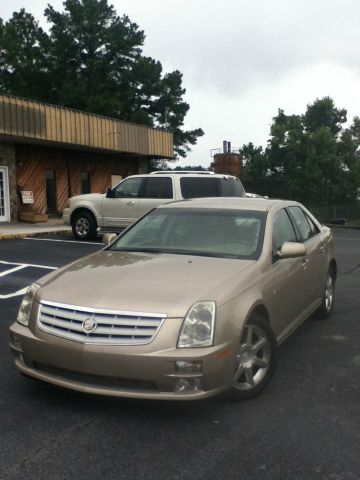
126, 200, 136, 206
301, 259, 309, 269
319, 244, 326, 253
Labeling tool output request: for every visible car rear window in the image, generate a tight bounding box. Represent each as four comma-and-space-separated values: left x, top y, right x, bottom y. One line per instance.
180, 177, 245, 198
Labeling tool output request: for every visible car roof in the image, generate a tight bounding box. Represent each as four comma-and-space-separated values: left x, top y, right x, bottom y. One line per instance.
156, 197, 300, 212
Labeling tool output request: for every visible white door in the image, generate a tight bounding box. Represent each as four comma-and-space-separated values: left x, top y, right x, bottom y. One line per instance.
0, 166, 10, 222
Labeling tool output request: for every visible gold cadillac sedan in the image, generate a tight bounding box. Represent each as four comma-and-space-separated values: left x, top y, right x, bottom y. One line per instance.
9, 198, 336, 400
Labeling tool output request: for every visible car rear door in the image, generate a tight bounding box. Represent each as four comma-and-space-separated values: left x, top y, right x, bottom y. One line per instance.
287, 206, 328, 305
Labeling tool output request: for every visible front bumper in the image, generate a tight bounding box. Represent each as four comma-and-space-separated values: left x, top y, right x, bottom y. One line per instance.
9, 321, 235, 401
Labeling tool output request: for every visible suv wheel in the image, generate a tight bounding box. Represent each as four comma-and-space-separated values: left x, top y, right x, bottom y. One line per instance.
72, 211, 97, 240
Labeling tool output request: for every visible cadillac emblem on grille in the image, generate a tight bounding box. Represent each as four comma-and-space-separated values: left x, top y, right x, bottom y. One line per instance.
82, 317, 97, 334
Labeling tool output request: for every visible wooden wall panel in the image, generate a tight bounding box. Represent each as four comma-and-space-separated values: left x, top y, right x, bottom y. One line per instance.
15, 144, 142, 215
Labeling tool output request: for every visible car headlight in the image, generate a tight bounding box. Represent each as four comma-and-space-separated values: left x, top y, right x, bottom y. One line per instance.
17, 283, 40, 327
177, 301, 216, 348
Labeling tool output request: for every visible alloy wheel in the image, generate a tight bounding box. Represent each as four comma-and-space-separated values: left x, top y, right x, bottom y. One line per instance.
324, 274, 334, 313
233, 324, 271, 391
75, 217, 90, 237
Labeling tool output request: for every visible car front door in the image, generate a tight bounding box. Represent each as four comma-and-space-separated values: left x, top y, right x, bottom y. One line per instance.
263, 208, 309, 339
101, 177, 144, 228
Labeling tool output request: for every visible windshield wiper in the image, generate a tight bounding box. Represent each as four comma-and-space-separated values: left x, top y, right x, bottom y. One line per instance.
113, 247, 163, 254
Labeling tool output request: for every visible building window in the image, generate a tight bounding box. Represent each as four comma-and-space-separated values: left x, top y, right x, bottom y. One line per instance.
81, 172, 90, 194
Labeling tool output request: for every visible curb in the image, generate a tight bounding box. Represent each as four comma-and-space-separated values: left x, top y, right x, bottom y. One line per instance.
0, 228, 72, 241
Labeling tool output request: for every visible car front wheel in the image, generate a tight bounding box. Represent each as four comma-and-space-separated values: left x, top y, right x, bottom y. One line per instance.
72, 211, 97, 240
229, 314, 277, 400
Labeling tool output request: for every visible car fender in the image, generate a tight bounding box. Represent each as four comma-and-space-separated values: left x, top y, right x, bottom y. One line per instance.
70, 201, 101, 226
215, 285, 267, 346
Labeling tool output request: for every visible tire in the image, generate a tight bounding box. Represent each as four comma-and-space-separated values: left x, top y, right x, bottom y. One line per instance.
316, 269, 335, 319
229, 314, 277, 400
71, 211, 97, 240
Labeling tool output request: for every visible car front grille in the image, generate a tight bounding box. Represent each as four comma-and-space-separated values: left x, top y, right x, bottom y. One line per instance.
37, 301, 166, 345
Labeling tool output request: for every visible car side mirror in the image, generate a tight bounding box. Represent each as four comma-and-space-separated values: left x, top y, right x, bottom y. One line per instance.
106, 187, 113, 198
102, 233, 117, 245
277, 242, 306, 259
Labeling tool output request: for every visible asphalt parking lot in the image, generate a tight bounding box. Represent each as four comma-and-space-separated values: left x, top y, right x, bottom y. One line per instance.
0, 230, 359, 480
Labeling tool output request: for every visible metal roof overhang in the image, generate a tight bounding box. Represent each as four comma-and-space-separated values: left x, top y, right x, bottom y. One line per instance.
0, 94, 174, 159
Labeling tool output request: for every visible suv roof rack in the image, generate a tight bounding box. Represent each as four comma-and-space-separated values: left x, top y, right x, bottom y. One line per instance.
150, 170, 214, 175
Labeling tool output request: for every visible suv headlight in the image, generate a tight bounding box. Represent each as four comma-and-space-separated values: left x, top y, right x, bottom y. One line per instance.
17, 283, 40, 327
177, 301, 216, 348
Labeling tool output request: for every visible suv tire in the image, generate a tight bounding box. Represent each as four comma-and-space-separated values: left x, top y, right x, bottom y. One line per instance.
72, 211, 97, 241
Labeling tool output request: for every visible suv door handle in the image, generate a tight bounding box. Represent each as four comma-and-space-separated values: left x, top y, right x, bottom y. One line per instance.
126, 200, 135, 206
319, 244, 326, 253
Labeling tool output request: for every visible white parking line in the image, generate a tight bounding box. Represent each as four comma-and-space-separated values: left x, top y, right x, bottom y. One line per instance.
0, 260, 57, 270
0, 264, 27, 277
0, 287, 28, 299
0, 260, 57, 299
24, 237, 104, 245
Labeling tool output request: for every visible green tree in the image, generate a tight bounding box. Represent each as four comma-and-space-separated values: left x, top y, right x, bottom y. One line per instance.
304, 96, 347, 136
0, 0, 203, 157
0, 10, 50, 100
243, 98, 360, 208
239, 142, 271, 195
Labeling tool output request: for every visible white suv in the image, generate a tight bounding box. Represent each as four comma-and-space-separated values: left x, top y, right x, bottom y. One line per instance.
63, 171, 246, 240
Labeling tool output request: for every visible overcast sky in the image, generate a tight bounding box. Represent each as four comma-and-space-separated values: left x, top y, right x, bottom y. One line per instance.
2, 0, 360, 167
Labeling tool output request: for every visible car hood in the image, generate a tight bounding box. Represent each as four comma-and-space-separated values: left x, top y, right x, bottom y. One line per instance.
37, 251, 257, 317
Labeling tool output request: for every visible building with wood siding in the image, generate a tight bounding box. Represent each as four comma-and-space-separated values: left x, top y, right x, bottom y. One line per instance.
0, 94, 173, 222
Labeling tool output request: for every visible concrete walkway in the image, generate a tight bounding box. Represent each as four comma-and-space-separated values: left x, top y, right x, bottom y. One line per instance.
0, 218, 71, 240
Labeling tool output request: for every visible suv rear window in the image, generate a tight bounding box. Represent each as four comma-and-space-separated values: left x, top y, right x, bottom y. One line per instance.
180, 177, 245, 199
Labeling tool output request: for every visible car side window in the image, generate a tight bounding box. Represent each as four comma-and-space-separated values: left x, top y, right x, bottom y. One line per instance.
180, 178, 219, 198
288, 206, 319, 242
142, 177, 173, 199
273, 209, 297, 253
112, 178, 143, 198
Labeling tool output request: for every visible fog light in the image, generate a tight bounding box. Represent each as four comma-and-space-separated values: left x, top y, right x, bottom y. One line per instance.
175, 360, 202, 373
174, 378, 202, 392
11, 334, 22, 351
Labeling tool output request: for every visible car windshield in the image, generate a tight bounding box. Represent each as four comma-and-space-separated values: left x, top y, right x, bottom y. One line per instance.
110, 208, 266, 260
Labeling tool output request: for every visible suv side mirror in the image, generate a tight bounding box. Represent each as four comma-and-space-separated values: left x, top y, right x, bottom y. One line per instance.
106, 187, 113, 198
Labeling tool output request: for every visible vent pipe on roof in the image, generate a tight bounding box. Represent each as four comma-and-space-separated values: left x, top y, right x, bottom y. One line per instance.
222, 140, 232, 153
